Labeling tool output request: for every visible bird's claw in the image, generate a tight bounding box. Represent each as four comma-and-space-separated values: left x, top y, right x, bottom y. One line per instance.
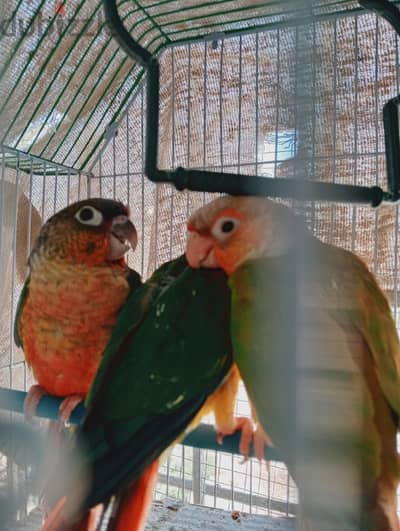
253, 426, 273, 470
217, 416, 254, 462
24, 384, 46, 420
217, 418, 274, 466
24, 387, 82, 427
58, 395, 82, 424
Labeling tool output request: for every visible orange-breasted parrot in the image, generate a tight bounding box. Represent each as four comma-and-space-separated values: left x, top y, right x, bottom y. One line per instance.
42, 254, 249, 531
14, 198, 140, 422
185, 195, 400, 531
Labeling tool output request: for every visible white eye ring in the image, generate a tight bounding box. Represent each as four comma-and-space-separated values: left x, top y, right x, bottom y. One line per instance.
75, 206, 103, 226
211, 216, 240, 240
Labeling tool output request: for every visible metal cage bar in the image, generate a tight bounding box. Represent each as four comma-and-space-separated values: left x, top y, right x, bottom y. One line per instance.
101, 0, 400, 205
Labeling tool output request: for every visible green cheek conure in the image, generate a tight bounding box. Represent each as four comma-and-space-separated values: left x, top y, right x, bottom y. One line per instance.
186, 195, 400, 531
14, 198, 140, 422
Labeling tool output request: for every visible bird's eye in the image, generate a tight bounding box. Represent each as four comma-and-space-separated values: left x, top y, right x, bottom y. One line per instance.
75, 206, 103, 226
211, 216, 240, 240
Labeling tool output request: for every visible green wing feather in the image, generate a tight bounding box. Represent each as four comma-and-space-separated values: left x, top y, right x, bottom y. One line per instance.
126, 267, 142, 293
13, 277, 30, 349
229, 254, 298, 457
230, 239, 400, 432
230, 238, 400, 530
86, 255, 187, 405
61, 255, 232, 513
343, 253, 400, 418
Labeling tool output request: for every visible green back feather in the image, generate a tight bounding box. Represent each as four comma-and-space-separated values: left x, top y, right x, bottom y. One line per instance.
13, 277, 30, 348
64, 255, 232, 511
229, 238, 400, 528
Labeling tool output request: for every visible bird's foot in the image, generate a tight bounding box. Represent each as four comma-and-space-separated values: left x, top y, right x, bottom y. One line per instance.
217, 416, 254, 461
58, 395, 83, 424
217, 418, 274, 464
24, 384, 46, 420
252, 425, 273, 467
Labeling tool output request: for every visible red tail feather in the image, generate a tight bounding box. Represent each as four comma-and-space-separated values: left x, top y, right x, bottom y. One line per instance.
41, 496, 102, 531
42, 461, 159, 531
108, 459, 160, 531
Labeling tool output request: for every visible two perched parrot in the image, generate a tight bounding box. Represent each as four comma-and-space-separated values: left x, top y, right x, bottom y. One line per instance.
41, 254, 251, 531
186, 195, 400, 531
14, 198, 140, 421
20, 192, 398, 530
13, 197, 251, 530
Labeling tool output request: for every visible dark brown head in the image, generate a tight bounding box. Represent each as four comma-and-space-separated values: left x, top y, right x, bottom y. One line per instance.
29, 198, 137, 268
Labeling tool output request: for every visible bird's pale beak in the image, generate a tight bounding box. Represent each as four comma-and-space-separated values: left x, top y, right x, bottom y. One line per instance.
107, 215, 138, 261
186, 231, 218, 268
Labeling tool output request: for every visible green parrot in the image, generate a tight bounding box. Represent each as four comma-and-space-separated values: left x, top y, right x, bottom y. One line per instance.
42, 255, 248, 531
186, 195, 400, 531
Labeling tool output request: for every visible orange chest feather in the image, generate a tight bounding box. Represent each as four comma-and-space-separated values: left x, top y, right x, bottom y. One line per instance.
20, 261, 130, 397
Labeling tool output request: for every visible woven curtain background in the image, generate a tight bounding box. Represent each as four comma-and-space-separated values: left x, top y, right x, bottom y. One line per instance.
91, 13, 400, 302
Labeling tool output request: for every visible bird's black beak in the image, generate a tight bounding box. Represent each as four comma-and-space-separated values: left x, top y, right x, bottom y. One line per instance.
107, 215, 138, 261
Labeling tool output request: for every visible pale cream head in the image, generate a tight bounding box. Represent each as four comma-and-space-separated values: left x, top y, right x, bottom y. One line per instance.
186, 196, 302, 274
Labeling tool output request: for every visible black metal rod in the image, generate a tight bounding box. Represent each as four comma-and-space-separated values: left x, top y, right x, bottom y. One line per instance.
145, 58, 161, 179
383, 97, 400, 197
102, 0, 395, 205
359, 0, 400, 36
103, 0, 152, 67
0, 386, 278, 461
162, 167, 385, 205
358, 0, 400, 200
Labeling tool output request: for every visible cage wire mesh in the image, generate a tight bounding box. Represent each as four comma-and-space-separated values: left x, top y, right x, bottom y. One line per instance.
1, 0, 388, 171
1, 3, 400, 529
